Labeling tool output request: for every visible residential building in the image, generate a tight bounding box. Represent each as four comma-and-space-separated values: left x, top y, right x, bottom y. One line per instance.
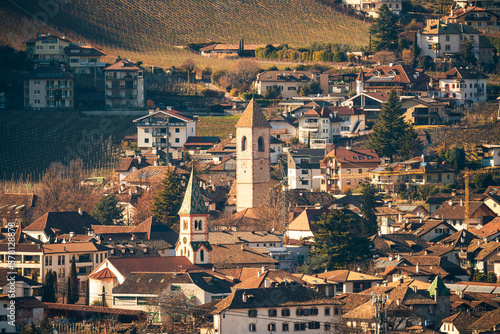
270, 136, 285, 164
342, 91, 389, 120
431, 200, 496, 230
437, 67, 488, 105
255, 70, 328, 99
400, 97, 452, 125
316, 270, 383, 295
468, 308, 500, 334
287, 149, 326, 191
331, 106, 366, 137
0, 193, 36, 225
0, 295, 45, 331
476, 144, 500, 167
23, 33, 71, 66
207, 136, 237, 162
343, 0, 406, 17
212, 285, 342, 334
322, 147, 381, 193
133, 109, 196, 149
24, 67, 74, 110
355, 64, 431, 97
483, 186, 500, 215
104, 59, 144, 109
441, 6, 499, 29
268, 113, 297, 142
64, 43, 106, 74
417, 20, 481, 60
235, 99, 271, 211
0, 270, 42, 300
287, 208, 330, 241
121, 165, 189, 189
114, 156, 154, 182
297, 107, 343, 147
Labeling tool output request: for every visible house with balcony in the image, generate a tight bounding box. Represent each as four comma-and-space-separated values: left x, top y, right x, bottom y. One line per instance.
437, 67, 487, 105
322, 147, 381, 193
342, 92, 389, 121
343, 0, 406, 17
24, 66, 74, 110
475, 144, 500, 167
133, 109, 196, 150
400, 97, 453, 125
330, 106, 366, 136
255, 70, 326, 99
64, 43, 106, 74
297, 107, 343, 148
417, 20, 481, 61
287, 149, 326, 191
23, 33, 71, 67
268, 113, 298, 142
104, 60, 144, 110
441, 6, 499, 29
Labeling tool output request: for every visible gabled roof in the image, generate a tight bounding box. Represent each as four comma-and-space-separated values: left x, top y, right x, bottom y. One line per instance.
235, 99, 270, 128
432, 201, 491, 220
468, 308, 500, 331
324, 148, 380, 164
256, 70, 315, 83
184, 136, 220, 147
428, 276, 451, 296
328, 106, 364, 116
133, 109, 193, 123
206, 137, 236, 153
25, 66, 74, 80
115, 157, 152, 172
317, 270, 382, 283
475, 217, 500, 239
288, 208, 330, 232
358, 64, 431, 85
178, 169, 209, 215
208, 231, 280, 245
64, 44, 106, 57
88, 267, 116, 279
106, 256, 202, 277
442, 6, 497, 20
211, 244, 278, 267
104, 59, 142, 71
437, 67, 488, 80
23, 34, 71, 44
234, 269, 307, 289
421, 20, 481, 35
24, 211, 99, 239
441, 311, 478, 333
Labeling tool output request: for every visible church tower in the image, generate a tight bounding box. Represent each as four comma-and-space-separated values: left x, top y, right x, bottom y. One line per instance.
236, 99, 271, 211
356, 68, 365, 94
176, 169, 212, 265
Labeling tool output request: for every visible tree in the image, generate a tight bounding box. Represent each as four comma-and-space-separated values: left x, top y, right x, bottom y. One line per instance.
311, 207, 371, 270
67, 260, 79, 304
369, 4, 402, 51
54, 89, 62, 110
460, 37, 477, 65
473, 173, 496, 190
133, 186, 158, 224
91, 194, 124, 225
444, 147, 466, 171
152, 171, 184, 227
42, 270, 56, 303
373, 51, 396, 65
299, 80, 322, 97
368, 89, 416, 162
431, 42, 441, 59
398, 127, 422, 161
359, 183, 378, 238
85, 279, 90, 305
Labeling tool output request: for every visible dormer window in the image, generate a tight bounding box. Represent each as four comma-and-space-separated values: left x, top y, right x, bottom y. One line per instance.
373, 71, 380, 77
388, 70, 396, 77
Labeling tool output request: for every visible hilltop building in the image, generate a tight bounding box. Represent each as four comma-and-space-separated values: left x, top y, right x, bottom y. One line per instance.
104, 59, 144, 110
24, 67, 74, 110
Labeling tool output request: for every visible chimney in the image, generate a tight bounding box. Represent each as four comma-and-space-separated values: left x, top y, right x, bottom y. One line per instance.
396, 299, 400, 306
262, 265, 267, 274
412, 285, 417, 293
448, 200, 453, 206
460, 199, 463, 207
137, 156, 142, 165
399, 278, 403, 286
264, 278, 270, 288
69, 232, 75, 238
242, 292, 248, 303
384, 281, 388, 287
78, 208, 82, 216
257, 271, 261, 278
434, 287, 438, 302
397, 254, 402, 261
416, 263, 420, 274
388, 202, 392, 208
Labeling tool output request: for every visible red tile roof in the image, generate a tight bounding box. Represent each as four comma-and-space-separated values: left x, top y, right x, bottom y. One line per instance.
104, 60, 141, 71
89, 267, 116, 279
108, 256, 202, 277
324, 148, 380, 164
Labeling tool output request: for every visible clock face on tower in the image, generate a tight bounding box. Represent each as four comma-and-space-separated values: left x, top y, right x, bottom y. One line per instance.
259, 158, 265, 166
241, 160, 247, 168
183, 237, 187, 244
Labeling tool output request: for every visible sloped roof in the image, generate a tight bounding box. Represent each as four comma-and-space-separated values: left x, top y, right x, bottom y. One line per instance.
437, 67, 488, 80
441, 311, 478, 334
104, 59, 141, 71
432, 201, 490, 220
422, 21, 481, 35
428, 276, 451, 296
122, 166, 189, 184
324, 148, 380, 164
359, 64, 431, 85
209, 231, 280, 245
89, 267, 116, 279
235, 99, 270, 128
210, 244, 278, 267
42, 242, 109, 254
317, 270, 382, 283
234, 269, 307, 289
468, 308, 500, 331
24, 211, 99, 238
287, 208, 330, 232
107, 256, 202, 277
178, 169, 209, 215
475, 217, 500, 239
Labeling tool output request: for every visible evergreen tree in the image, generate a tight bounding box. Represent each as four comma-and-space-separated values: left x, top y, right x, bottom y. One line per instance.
369, 89, 417, 162
85, 279, 90, 305
311, 207, 371, 270
460, 37, 477, 65
369, 5, 402, 52
411, 32, 420, 67
91, 194, 124, 225
152, 171, 184, 227
67, 260, 79, 304
445, 147, 466, 171
66, 277, 71, 304
359, 183, 378, 238
398, 127, 422, 161
42, 270, 56, 303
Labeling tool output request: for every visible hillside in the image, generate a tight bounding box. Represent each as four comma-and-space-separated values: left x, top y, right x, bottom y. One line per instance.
0, 0, 369, 68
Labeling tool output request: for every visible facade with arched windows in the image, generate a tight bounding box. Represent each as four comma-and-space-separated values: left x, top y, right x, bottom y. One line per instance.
235, 99, 271, 211
175, 169, 212, 265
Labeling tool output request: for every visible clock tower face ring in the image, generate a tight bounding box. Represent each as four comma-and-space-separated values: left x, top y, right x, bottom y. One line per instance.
259, 158, 265, 166
241, 160, 247, 168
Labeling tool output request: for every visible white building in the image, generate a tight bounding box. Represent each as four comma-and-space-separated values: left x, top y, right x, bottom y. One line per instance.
212, 285, 342, 334
255, 71, 329, 99
417, 20, 480, 60
287, 149, 326, 191
104, 59, 144, 110
24, 66, 74, 110
437, 67, 487, 105
297, 107, 342, 148
332, 106, 366, 137
64, 44, 106, 74
133, 109, 196, 150
23, 33, 71, 66
343, 0, 406, 17
270, 136, 285, 164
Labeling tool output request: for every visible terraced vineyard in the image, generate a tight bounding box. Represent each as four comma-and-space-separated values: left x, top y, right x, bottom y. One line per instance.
0, 111, 136, 181
1, 0, 369, 68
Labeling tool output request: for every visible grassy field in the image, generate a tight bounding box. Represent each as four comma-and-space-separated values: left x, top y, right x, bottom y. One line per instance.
0, 111, 136, 181
197, 115, 241, 138
1, 0, 369, 70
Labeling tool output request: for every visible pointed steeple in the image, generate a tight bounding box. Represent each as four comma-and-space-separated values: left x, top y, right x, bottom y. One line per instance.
236, 99, 270, 128
357, 68, 365, 81
178, 169, 208, 215
428, 276, 450, 297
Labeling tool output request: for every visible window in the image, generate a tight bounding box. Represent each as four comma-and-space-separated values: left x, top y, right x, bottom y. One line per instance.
268, 309, 277, 317
175, 138, 180, 143
248, 310, 257, 317
308, 322, 320, 330
301, 169, 308, 175
282, 323, 289, 331
445, 45, 451, 51
301, 180, 308, 186
258, 136, 265, 152
324, 323, 331, 331
144, 128, 149, 133
282, 308, 290, 317
175, 128, 180, 133
145, 138, 149, 143
249, 323, 256, 332
268, 323, 276, 331
445, 35, 450, 41
294, 323, 306, 331
241, 136, 247, 151
324, 307, 330, 316
200, 250, 204, 262
34, 90, 40, 95
0, 315, 6, 321
310, 308, 318, 316
334, 307, 339, 315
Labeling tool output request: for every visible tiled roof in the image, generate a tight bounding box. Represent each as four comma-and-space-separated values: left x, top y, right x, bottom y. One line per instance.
235, 99, 270, 128
107, 256, 202, 277
207, 137, 236, 153
475, 217, 500, 239
64, 44, 105, 57
437, 67, 488, 80
324, 148, 380, 164
42, 242, 109, 254
234, 269, 307, 289
442, 6, 493, 19
288, 208, 330, 232
133, 109, 193, 123
422, 21, 481, 35
317, 270, 382, 283
256, 70, 315, 83
104, 59, 141, 71
89, 267, 116, 279
24, 211, 99, 238
441, 311, 478, 333
115, 157, 152, 172
413, 219, 455, 238
122, 166, 189, 184
359, 64, 431, 85
468, 308, 500, 331
371, 233, 430, 256
23, 34, 72, 44
432, 201, 487, 220
474, 241, 500, 261
211, 244, 278, 268
328, 106, 364, 116
209, 231, 280, 245
25, 66, 74, 80
178, 169, 209, 215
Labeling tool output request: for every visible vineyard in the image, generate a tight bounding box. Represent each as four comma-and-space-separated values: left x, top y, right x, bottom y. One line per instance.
0, 0, 369, 69
0, 111, 136, 181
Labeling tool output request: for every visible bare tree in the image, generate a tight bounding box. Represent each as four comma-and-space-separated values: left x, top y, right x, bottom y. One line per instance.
373, 51, 396, 65
132, 185, 159, 224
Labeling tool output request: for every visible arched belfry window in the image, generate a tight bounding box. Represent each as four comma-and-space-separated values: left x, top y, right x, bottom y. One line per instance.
258, 136, 264, 152
242, 136, 247, 151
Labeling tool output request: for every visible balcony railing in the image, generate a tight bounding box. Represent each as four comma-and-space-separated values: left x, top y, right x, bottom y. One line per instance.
152, 132, 170, 137
152, 142, 168, 148
136, 121, 186, 127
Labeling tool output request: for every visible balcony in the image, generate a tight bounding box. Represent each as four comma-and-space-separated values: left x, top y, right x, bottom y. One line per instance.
106, 95, 137, 100
302, 122, 319, 129
152, 142, 169, 148
78, 61, 106, 67
152, 131, 170, 137
137, 121, 186, 127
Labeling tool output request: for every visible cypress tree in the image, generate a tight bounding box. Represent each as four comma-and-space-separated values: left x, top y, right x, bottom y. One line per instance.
152, 171, 184, 227
359, 183, 379, 238
369, 4, 402, 51
91, 194, 124, 225
85, 279, 90, 305
42, 271, 56, 303
66, 277, 71, 304
68, 260, 79, 304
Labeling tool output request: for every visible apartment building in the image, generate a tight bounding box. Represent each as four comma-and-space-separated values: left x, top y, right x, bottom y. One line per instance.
104, 60, 144, 109
24, 67, 74, 110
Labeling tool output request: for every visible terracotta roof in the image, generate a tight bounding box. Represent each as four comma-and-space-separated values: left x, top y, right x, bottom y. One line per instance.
334, 293, 371, 313
422, 21, 481, 35
288, 208, 330, 232
89, 267, 116, 279
328, 106, 364, 116
209, 231, 281, 245
324, 148, 380, 164
107, 256, 202, 277
24, 211, 100, 238
210, 244, 278, 268
441, 311, 478, 333
317, 270, 382, 283
474, 217, 500, 239
432, 201, 490, 220
437, 67, 488, 80
115, 157, 151, 172
359, 64, 431, 85
474, 241, 500, 261
206, 137, 236, 153
413, 219, 455, 239
42, 242, 109, 254
234, 269, 307, 289
200, 43, 272, 52
235, 99, 270, 128
468, 308, 500, 331
104, 59, 142, 71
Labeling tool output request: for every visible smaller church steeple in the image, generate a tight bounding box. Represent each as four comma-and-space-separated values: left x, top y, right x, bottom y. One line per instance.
176, 169, 212, 265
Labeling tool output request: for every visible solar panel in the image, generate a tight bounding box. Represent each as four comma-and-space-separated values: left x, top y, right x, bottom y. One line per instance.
445, 284, 466, 291
465, 285, 494, 293
493, 287, 500, 294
